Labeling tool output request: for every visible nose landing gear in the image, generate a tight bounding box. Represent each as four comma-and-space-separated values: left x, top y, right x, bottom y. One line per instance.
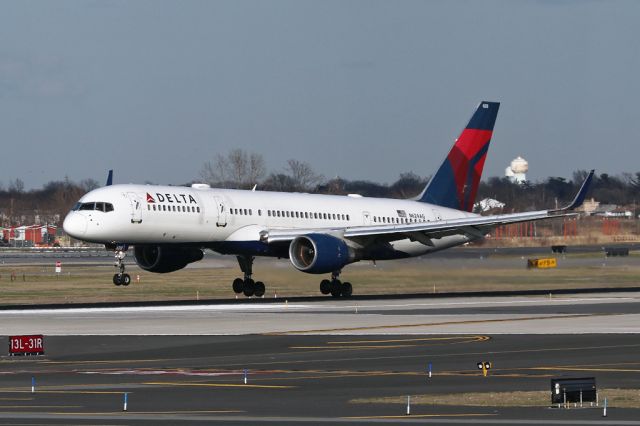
111, 244, 131, 286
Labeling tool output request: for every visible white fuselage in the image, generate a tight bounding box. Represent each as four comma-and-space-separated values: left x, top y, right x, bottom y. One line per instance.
63, 184, 478, 260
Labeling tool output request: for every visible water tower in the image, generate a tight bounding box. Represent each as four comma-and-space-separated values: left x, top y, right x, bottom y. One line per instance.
505, 156, 528, 183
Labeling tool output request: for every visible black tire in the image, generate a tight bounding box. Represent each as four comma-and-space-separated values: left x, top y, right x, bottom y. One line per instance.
121, 274, 131, 286
254, 281, 266, 297
341, 282, 352, 297
320, 279, 331, 295
232, 278, 244, 294
330, 280, 342, 297
113, 274, 122, 286
243, 278, 255, 297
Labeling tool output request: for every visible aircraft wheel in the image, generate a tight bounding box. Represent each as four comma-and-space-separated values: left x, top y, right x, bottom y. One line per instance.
243, 278, 255, 297
121, 274, 131, 286
232, 278, 244, 294
254, 281, 266, 298
113, 274, 122, 286
341, 282, 352, 297
320, 279, 331, 295
330, 280, 342, 298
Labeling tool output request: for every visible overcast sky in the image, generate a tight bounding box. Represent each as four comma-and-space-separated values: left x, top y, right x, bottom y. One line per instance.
1, 0, 639, 189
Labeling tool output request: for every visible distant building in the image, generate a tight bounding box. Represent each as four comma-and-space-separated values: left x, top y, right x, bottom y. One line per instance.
505, 156, 528, 184
577, 198, 600, 215
475, 198, 505, 213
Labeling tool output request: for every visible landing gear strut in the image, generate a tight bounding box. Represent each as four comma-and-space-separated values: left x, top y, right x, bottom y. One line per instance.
320, 270, 352, 298
232, 255, 265, 298
111, 244, 131, 286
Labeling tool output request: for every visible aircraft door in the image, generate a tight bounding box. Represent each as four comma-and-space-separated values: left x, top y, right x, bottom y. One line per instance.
214, 196, 227, 227
362, 211, 371, 226
127, 193, 143, 223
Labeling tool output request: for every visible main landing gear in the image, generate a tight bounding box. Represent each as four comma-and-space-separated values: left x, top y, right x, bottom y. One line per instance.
112, 245, 131, 286
232, 256, 265, 298
319, 270, 352, 298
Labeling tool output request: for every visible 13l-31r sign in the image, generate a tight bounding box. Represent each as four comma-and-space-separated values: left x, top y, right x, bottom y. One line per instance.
9, 335, 44, 356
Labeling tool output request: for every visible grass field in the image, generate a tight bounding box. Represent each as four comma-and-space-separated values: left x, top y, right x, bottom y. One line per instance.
0, 250, 639, 305
350, 388, 640, 408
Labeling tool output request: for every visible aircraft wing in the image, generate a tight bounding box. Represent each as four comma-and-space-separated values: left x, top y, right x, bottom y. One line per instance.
264, 170, 594, 245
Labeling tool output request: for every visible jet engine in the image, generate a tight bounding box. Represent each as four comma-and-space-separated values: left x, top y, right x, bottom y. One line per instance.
289, 234, 355, 274
134, 245, 204, 273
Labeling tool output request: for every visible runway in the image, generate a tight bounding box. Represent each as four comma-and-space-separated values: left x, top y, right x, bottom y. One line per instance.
1, 292, 640, 335
1, 292, 640, 424
1, 334, 639, 424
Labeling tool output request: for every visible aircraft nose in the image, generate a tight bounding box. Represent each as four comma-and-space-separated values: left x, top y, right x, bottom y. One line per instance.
63, 212, 87, 239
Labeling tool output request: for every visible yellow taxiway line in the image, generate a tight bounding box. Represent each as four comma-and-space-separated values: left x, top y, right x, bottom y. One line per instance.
272, 313, 614, 334
143, 381, 294, 389
346, 413, 496, 419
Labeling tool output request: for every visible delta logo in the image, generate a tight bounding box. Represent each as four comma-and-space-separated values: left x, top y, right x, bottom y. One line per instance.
146, 192, 197, 204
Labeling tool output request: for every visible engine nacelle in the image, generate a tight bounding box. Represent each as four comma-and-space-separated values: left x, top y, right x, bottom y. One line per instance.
289, 234, 354, 274
134, 245, 204, 273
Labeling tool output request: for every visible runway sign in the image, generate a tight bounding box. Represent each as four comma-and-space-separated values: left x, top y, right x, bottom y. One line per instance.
9, 335, 44, 356
527, 258, 557, 269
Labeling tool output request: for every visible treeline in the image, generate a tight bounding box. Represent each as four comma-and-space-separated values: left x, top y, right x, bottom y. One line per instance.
0, 178, 99, 227
2, 149, 640, 227
478, 171, 640, 212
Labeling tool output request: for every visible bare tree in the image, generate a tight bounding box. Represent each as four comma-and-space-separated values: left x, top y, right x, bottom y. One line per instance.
200, 149, 265, 189
285, 159, 323, 192
8, 178, 24, 193
80, 178, 100, 192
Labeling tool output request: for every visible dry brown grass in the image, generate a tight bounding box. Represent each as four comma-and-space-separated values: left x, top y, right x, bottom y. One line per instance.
1, 252, 639, 305
351, 388, 640, 408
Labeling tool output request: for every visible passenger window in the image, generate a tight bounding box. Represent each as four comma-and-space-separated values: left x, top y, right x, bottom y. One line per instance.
249, 209, 252, 215
153, 205, 157, 211
197, 207, 200, 213
147, 205, 151, 211
347, 214, 350, 221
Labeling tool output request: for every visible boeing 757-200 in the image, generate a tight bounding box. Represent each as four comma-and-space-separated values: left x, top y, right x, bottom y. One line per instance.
63, 102, 594, 297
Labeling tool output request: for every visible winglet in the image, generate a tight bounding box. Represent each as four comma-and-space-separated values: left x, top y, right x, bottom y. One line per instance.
106, 169, 113, 186
552, 170, 595, 213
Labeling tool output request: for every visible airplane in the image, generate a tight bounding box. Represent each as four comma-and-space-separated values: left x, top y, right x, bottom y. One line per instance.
63, 101, 594, 298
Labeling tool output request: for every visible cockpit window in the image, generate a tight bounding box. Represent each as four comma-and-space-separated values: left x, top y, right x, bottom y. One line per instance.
79, 202, 95, 211
73, 202, 114, 212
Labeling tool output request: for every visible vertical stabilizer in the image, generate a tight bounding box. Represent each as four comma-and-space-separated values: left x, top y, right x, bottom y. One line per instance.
417, 101, 500, 212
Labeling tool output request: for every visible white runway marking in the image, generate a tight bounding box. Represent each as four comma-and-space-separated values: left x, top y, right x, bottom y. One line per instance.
0, 295, 636, 315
